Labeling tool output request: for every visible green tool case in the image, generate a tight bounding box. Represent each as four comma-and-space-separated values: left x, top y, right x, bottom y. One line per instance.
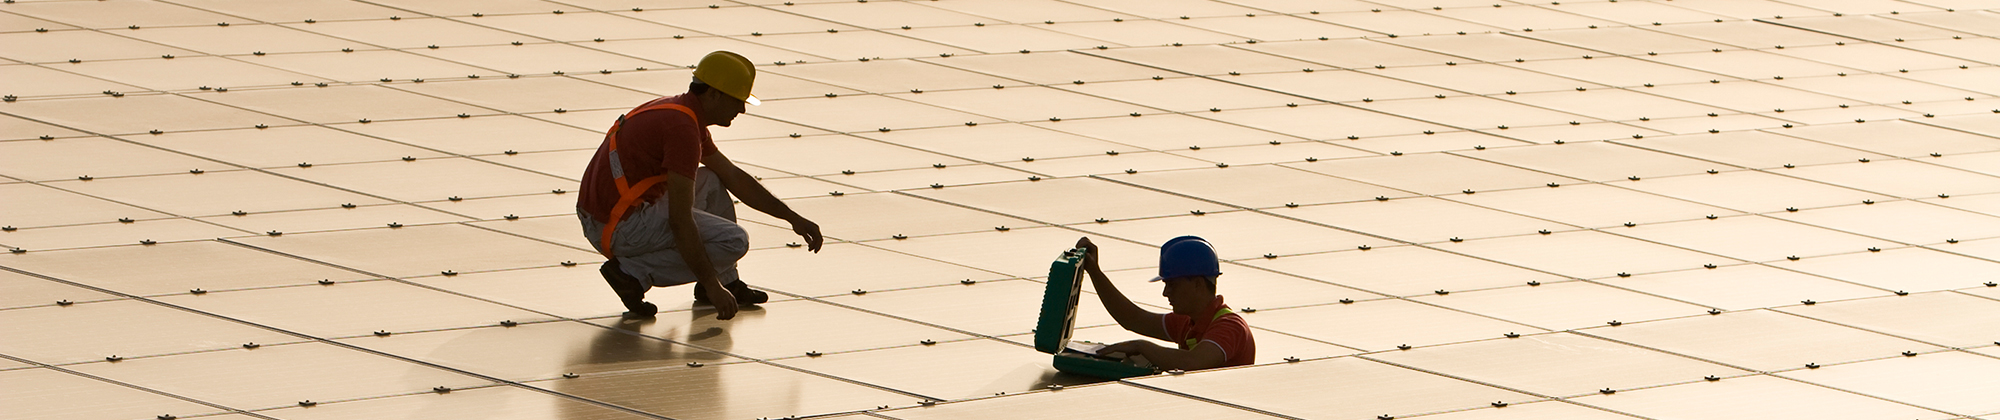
1035, 248, 1158, 380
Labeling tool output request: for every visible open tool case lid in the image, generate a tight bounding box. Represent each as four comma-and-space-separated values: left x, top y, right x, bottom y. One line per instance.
1034, 248, 1088, 355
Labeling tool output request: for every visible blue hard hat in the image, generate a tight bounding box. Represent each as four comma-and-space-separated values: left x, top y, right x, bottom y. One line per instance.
1150, 235, 1221, 282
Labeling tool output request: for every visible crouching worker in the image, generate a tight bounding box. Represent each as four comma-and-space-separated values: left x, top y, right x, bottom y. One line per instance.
1075, 236, 1254, 371
578, 51, 823, 321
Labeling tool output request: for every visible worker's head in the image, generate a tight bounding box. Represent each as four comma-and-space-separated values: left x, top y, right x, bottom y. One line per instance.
1150, 236, 1221, 315
689, 51, 759, 127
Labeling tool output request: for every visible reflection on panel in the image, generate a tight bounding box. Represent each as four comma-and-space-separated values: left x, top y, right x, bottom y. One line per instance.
1129, 356, 1533, 419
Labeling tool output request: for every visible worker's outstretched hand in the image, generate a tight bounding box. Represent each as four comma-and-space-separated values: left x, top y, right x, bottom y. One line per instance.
1074, 237, 1100, 272
705, 286, 739, 320
790, 216, 824, 252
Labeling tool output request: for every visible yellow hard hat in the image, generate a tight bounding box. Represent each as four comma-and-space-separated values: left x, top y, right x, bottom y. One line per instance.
692, 51, 759, 106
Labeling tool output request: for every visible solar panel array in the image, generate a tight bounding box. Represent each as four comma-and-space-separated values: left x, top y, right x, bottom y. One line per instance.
4, 0, 2000, 419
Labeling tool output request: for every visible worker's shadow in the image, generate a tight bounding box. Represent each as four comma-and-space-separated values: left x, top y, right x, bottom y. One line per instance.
556, 306, 760, 419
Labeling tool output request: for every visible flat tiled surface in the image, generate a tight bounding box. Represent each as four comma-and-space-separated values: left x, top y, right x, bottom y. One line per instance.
5, 1, 1999, 419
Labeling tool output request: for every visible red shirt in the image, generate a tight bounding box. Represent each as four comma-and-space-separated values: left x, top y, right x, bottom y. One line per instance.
1162, 295, 1256, 367
578, 94, 718, 221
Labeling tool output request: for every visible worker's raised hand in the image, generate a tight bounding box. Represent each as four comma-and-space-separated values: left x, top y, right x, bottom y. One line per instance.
790, 216, 823, 252
705, 286, 739, 320
1075, 237, 1101, 272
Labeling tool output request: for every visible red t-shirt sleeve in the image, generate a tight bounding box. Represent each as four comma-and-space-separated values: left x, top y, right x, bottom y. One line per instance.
1202, 316, 1255, 366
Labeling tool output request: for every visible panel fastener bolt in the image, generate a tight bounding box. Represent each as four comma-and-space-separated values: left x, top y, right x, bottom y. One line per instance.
1704, 264, 1717, 269
267, 230, 282, 236
1450, 237, 1463, 242
962, 279, 977, 285
374, 330, 392, 336
1396, 344, 1410, 350
1624, 222, 1635, 227
1617, 272, 1631, 277
1340, 298, 1354, 304
1805, 363, 1819, 368
1435, 290, 1449, 295
388, 222, 402, 228
1894, 290, 1909, 296
1306, 157, 1318, 162
1124, 169, 1137, 174
921, 339, 936, 345
1539, 229, 1552, 235
442, 270, 457, 276
1265, 253, 1278, 259
1600, 388, 1616, 394
1862, 199, 1874, 204
56, 300, 71, 305
806, 351, 821, 357
140, 239, 157, 245
932, 183, 945, 188
1801, 300, 1815, 305
243, 343, 260, 349
1708, 309, 1722, 315
299, 401, 316, 407
319, 279, 335, 285
1462, 189, 1474, 194
1949, 239, 1960, 244
79, 175, 93, 181
297, 162, 312, 168
1285, 356, 1300, 363
1706, 214, 1718, 219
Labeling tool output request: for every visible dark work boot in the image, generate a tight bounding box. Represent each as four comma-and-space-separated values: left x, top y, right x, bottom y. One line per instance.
693, 280, 769, 305
599, 260, 656, 319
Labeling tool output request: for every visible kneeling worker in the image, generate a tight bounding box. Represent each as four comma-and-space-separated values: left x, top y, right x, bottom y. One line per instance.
578, 51, 823, 320
1075, 236, 1255, 371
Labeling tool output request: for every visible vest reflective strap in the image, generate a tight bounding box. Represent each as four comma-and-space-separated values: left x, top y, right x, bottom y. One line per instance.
596, 102, 698, 259
1184, 307, 1235, 349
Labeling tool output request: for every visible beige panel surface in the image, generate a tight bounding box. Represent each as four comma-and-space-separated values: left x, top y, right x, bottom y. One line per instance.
736, 243, 1008, 297
1625, 130, 1893, 169
1437, 231, 1723, 279
230, 223, 599, 278
1585, 309, 1941, 371
0, 367, 223, 420
1446, 183, 1738, 228
0, 270, 116, 309
1780, 352, 2000, 415
0, 219, 248, 251
908, 177, 1224, 225
774, 339, 1092, 401
536, 360, 910, 420
1571, 375, 1953, 420
0, 182, 170, 228
601, 299, 974, 360
341, 321, 735, 381
68, 342, 492, 411
1287, 153, 1577, 196
1129, 356, 1534, 419
878, 382, 1279, 420
1618, 170, 1879, 212
0, 299, 297, 364
1075, 211, 1391, 259
1394, 400, 1639, 420
1412, 281, 1710, 331
1370, 332, 1747, 397
1274, 197, 1561, 243
1242, 245, 1563, 297
1615, 216, 1889, 262
0, 239, 371, 295
820, 279, 1116, 337
1600, 264, 1889, 311
1247, 299, 1540, 351
1778, 292, 2000, 347
260, 385, 658, 420
156, 280, 546, 338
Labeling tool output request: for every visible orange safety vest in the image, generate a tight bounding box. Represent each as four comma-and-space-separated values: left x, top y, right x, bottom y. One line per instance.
595, 102, 699, 259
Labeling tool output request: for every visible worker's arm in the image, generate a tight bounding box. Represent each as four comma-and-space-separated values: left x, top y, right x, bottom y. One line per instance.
1100, 339, 1229, 371
665, 172, 739, 320
1075, 237, 1170, 341
700, 151, 824, 252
